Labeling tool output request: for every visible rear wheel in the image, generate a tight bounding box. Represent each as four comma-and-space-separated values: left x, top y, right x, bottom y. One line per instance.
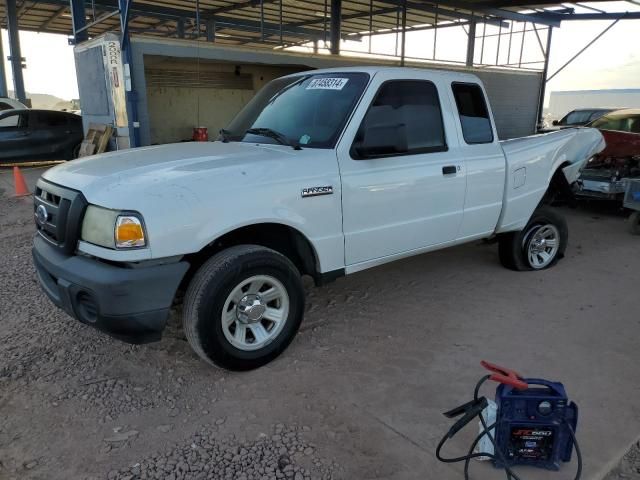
628, 211, 640, 235
499, 206, 568, 271
183, 245, 305, 371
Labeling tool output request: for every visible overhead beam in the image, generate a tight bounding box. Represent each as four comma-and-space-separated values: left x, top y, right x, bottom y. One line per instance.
290, 0, 506, 31
429, 0, 561, 26
538, 11, 640, 21
384, 0, 508, 27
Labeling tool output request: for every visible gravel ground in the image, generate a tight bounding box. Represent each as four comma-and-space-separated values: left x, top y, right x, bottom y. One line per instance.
604, 441, 640, 480
1, 168, 638, 479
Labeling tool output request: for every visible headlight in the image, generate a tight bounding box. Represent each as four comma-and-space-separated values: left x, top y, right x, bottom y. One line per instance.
81, 205, 147, 249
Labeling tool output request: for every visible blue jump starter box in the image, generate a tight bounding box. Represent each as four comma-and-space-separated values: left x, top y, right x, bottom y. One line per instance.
493, 378, 579, 470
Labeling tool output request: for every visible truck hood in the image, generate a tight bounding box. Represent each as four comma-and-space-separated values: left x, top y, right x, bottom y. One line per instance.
43, 142, 302, 208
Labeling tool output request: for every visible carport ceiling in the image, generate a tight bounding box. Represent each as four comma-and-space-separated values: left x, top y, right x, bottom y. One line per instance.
1, 0, 640, 46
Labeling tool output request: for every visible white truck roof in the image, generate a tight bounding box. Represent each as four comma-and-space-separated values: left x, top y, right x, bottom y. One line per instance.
285, 66, 483, 84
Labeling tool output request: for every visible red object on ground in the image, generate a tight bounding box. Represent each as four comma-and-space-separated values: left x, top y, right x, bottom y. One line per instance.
192, 127, 209, 142
12, 166, 30, 197
480, 360, 528, 390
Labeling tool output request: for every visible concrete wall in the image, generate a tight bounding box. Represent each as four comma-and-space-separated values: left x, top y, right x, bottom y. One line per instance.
129, 36, 542, 145
143, 58, 303, 144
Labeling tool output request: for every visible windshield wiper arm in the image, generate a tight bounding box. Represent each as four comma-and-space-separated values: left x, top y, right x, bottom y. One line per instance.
245, 127, 302, 150
219, 128, 233, 143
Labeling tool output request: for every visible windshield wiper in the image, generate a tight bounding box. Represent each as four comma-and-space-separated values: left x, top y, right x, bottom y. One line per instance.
245, 127, 302, 150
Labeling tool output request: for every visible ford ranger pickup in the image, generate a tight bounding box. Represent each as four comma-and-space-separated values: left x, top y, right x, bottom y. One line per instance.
32, 67, 604, 370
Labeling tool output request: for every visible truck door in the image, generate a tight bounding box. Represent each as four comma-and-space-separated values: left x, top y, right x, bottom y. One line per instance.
447, 82, 506, 239
336, 74, 466, 267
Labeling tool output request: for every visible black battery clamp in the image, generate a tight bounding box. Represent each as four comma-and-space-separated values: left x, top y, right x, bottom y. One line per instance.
436, 361, 582, 480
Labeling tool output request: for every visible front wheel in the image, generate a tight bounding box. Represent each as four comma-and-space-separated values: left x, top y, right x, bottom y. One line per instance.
183, 245, 305, 371
498, 206, 568, 271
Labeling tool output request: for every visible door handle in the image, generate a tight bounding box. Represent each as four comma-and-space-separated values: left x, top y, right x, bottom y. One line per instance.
442, 165, 457, 175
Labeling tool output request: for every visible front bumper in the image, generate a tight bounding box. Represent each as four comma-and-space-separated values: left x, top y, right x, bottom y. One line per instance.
32, 235, 189, 344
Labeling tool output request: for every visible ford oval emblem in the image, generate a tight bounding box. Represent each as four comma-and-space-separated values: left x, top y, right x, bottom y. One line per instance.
35, 204, 48, 225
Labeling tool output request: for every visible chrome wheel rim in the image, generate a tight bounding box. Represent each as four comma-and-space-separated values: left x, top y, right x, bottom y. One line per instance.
221, 275, 289, 351
525, 224, 560, 269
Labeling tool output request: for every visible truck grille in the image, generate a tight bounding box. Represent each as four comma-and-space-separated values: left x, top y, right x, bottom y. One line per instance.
34, 179, 87, 254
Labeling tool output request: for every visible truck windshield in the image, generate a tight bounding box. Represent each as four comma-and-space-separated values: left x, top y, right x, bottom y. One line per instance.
224, 72, 369, 149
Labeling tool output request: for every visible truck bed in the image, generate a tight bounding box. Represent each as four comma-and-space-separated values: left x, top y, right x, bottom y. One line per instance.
496, 128, 605, 233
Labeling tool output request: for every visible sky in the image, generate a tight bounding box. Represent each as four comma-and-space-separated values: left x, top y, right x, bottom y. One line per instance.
1, 3, 639, 105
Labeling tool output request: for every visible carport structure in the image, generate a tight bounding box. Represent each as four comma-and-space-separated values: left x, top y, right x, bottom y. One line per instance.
1, 0, 639, 145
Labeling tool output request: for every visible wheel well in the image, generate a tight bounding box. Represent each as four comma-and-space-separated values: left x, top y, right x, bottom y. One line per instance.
177, 223, 320, 301
541, 162, 575, 207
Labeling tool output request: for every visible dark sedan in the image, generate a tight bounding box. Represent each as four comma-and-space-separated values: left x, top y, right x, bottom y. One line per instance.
0, 109, 84, 163
538, 108, 616, 133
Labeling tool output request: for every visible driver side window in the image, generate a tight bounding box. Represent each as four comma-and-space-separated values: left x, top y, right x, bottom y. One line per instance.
351, 80, 447, 159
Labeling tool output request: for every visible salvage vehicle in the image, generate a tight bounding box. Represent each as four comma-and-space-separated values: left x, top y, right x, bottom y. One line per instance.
0, 109, 84, 163
32, 67, 604, 370
538, 107, 615, 133
574, 108, 640, 200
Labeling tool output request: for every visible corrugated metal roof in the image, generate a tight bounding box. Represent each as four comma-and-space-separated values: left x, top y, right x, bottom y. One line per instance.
0, 0, 638, 48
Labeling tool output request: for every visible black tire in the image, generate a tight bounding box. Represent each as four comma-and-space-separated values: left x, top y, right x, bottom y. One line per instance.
183, 245, 304, 371
498, 206, 568, 271
628, 211, 640, 235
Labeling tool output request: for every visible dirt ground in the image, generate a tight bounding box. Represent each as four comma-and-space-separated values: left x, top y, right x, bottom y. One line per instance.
0, 167, 639, 480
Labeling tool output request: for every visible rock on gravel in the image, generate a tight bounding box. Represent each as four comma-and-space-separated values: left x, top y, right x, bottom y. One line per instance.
604, 440, 640, 480
112, 424, 342, 480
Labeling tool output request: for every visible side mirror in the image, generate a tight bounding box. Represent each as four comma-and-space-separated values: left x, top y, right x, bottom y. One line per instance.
354, 123, 408, 159
552, 120, 559, 126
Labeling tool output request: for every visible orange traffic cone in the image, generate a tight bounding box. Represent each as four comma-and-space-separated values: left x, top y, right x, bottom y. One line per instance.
13, 166, 30, 197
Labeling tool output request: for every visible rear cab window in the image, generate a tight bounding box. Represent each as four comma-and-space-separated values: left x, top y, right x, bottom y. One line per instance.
351, 79, 447, 159
451, 82, 494, 144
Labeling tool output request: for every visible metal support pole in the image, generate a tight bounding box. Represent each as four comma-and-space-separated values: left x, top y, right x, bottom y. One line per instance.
206, 19, 215, 42
279, 0, 283, 45
118, 0, 139, 148
433, 4, 438, 60
465, 18, 476, 67
537, 26, 552, 127
260, 0, 264, 41
5, 0, 26, 103
176, 18, 185, 38
368, 0, 373, 53
0, 29, 7, 97
480, 21, 486, 64
330, 0, 341, 54
70, 0, 88, 43
518, 22, 526, 68
400, 0, 407, 66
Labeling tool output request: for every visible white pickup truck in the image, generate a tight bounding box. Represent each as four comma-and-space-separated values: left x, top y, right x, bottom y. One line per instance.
32, 67, 604, 370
